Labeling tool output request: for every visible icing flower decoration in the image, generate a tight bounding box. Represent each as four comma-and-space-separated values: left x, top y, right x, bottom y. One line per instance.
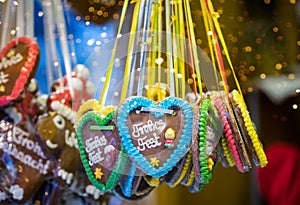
150, 157, 160, 167
9, 185, 24, 201
94, 168, 104, 179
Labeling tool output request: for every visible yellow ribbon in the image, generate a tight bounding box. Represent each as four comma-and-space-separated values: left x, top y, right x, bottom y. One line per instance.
99, 0, 130, 106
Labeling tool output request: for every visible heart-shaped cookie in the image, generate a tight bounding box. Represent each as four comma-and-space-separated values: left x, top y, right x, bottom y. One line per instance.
0, 36, 40, 106
0, 120, 53, 204
117, 96, 193, 178
76, 110, 126, 192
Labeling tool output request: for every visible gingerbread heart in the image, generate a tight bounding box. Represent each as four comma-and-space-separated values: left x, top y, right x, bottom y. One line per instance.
0, 120, 53, 204
117, 96, 193, 178
0, 37, 40, 106
76, 110, 126, 192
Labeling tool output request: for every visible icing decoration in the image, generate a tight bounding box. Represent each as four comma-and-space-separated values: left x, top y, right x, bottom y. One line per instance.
4, 79, 42, 127
180, 156, 195, 187
213, 92, 245, 172
220, 135, 235, 167
76, 99, 101, 127
182, 167, 195, 187
169, 149, 193, 188
94, 168, 104, 179
198, 99, 213, 184
0, 36, 39, 106
0, 120, 53, 203
51, 65, 95, 109
229, 90, 268, 167
48, 89, 75, 124
191, 104, 202, 183
36, 111, 80, 185
150, 157, 160, 167
117, 96, 193, 178
223, 94, 253, 172
143, 176, 162, 187
9, 184, 24, 201
76, 110, 126, 192
164, 128, 175, 149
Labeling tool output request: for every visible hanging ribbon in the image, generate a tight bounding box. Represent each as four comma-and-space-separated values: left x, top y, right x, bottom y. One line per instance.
99, 0, 130, 106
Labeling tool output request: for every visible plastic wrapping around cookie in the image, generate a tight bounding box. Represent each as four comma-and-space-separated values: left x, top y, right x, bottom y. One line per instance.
76, 110, 127, 192
117, 96, 193, 178
118, 160, 146, 197
164, 148, 192, 187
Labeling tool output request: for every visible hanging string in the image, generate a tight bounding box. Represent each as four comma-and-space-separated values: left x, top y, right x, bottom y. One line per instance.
171, 2, 179, 98
62, 0, 77, 68
99, 0, 130, 106
127, 0, 146, 98
157, 0, 163, 86
24, 0, 34, 38
137, 0, 154, 96
205, 0, 242, 95
15, 0, 24, 38
177, 0, 186, 98
147, 1, 158, 98
0, 0, 14, 48
53, 0, 74, 98
120, 0, 142, 102
43, 0, 63, 92
183, 0, 202, 96
165, 0, 175, 97
199, 0, 222, 92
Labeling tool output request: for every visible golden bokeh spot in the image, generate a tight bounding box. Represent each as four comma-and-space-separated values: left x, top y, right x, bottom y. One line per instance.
275, 63, 282, 70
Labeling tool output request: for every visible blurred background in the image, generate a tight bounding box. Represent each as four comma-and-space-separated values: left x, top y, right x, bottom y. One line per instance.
2, 0, 299, 204
36, 0, 300, 204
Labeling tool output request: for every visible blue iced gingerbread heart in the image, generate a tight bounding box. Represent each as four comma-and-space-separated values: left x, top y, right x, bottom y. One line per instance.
76, 110, 127, 192
117, 96, 193, 178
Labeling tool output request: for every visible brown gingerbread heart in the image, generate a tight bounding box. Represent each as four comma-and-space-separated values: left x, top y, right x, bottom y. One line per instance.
0, 120, 53, 204
117, 96, 193, 178
0, 36, 40, 106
